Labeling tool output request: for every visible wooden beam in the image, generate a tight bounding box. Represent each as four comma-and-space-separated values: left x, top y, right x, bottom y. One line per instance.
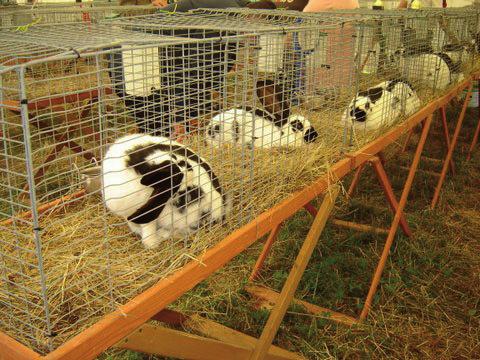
249, 223, 283, 282
185, 314, 304, 360
246, 285, 357, 327
431, 83, 473, 209
330, 219, 389, 235
399, 166, 441, 178
466, 113, 480, 161
360, 114, 434, 320
115, 323, 297, 360
152, 309, 303, 359
250, 187, 340, 360
0, 331, 41, 360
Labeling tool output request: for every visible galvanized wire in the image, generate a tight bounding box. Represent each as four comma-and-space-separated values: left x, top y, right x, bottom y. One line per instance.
0, 9, 477, 355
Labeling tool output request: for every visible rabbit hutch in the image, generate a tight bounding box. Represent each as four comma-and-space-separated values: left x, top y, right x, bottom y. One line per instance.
0, 8, 477, 360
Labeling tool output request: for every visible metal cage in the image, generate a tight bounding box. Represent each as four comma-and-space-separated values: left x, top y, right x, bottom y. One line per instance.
0, 4, 155, 29
0, 8, 476, 356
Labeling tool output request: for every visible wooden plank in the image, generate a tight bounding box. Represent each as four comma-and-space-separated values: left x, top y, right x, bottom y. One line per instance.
42, 78, 472, 360
439, 106, 456, 175
152, 309, 303, 360
246, 285, 357, 327
431, 83, 473, 209
186, 314, 304, 360
399, 166, 441, 178
116, 324, 295, 360
466, 115, 480, 161
250, 187, 340, 360
0, 331, 41, 360
370, 157, 412, 238
249, 223, 283, 282
330, 219, 389, 235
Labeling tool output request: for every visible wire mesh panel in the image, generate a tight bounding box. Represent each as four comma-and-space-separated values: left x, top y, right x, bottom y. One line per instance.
0, 9, 475, 355
0, 22, 253, 353
191, 9, 422, 142
0, 5, 155, 29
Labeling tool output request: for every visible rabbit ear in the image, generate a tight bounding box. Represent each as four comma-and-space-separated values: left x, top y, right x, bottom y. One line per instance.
256, 79, 290, 127
80, 166, 102, 178
127, 160, 184, 224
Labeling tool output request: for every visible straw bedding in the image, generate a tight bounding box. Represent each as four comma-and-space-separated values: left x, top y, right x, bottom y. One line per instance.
0, 62, 476, 354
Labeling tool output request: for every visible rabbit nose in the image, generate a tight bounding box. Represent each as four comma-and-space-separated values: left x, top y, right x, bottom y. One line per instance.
353, 108, 367, 122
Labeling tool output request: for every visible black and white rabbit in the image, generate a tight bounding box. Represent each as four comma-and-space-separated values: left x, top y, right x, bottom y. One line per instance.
342, 79, 421, 131
81, 134, 230, 249
205, 80, 318, 149
397, 51, 464, 90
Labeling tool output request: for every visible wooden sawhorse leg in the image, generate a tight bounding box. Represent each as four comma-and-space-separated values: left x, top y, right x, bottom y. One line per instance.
249, 187, 339, 360
431, 83, 473, 209
401, 106, 455, 175
466, 110, 480, 161
360, 113, 433, 319
248, 116, 433, 327
116, 309, 304, 360
339, 154, 412, 238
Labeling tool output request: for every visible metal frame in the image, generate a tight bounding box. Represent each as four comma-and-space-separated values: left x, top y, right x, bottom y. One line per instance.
0, 74, 473, 360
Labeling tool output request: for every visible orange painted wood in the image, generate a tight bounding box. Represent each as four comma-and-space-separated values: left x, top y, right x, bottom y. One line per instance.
116, 323, 293, 360
399, 166, 440, 178
246, 285, 357, 327
370, 157, 412, 238
16, 78, 471, 360
360, 114, 434, 320
151, 309, 188, 326
250, 187, 339, 360
466, 114, 480, 161
440, 106, 456, 175
330, 219, 389, 235
1, 88, 112, 112
249, 223, 283, 282
0, 331, 41, 360
401, 128, 414, 153
347, 163, 365, 197
431, 84, 473, 209
303, 202, 318, 217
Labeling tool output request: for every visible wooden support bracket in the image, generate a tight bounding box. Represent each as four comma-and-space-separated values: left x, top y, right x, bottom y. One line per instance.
250, 186, 340, 360
116, 323, 298, 360
431, 84, 473, 209
246, 285, 358, 327
466, 112, 480, 161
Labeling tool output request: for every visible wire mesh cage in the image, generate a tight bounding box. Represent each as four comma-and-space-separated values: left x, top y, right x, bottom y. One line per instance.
0, 4, 155, 29
0, 21, 256, 353
0, 13, 355, 354
193, 7, 478, 139
0, 8, 476, 356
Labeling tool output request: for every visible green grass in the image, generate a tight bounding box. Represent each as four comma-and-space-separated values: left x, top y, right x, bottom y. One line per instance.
102, 107, 480, 359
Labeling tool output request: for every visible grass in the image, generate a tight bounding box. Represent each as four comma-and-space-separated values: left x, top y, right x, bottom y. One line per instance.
102, 106, 479, 359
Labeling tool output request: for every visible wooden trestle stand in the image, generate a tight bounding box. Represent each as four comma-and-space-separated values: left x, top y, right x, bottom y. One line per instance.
0, 78, 475, 360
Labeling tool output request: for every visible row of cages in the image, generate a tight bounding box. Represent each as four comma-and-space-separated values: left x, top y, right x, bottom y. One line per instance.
0, 4, 155, 28
0, 7, 479, 354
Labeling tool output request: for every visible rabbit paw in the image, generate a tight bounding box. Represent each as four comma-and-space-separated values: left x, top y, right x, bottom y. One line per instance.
142, 235, 162, 249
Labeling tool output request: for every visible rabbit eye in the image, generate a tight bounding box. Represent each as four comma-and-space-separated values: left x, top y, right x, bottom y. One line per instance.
365, 103, 370, 110
290, 119, 304, 132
